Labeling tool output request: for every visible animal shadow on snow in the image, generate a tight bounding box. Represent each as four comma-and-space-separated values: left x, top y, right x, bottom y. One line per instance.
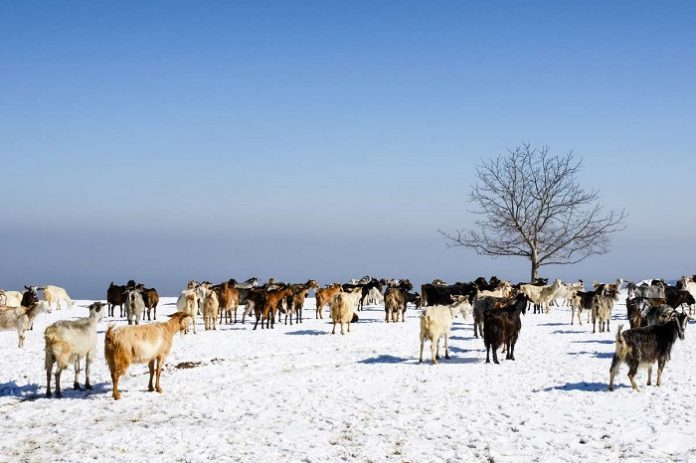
0, 381, 40, 399
551, 330, 585, 334
567, 351, 614, 359
359, 355, 410, 364
0, 381, 111, 401
286, 329, 326, 336
542, 381, 628, 392
572, 339, 614, 345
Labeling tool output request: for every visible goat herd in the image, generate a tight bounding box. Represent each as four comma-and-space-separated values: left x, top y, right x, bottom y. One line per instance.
1, 275, 695, 401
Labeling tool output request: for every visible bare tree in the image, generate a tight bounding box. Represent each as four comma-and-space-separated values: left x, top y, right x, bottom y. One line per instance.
440, 143, 626, 281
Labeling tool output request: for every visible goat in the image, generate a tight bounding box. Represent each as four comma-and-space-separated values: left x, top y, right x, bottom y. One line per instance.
284, 280, 318, 325
384, 281, 415, 322
592, 287, 620, 333
139, 286, 159, 321
176, 289, 198, 334
365, 287, 385, 306
315, 284, 342, 319
627, 281, 665, 299
42, 285, 74, 310
420, 281, 478, 307
203, 290, 220, 330
44, 302, 106, 398
608, 311, 688, 391
483, 294, 528, 364
626, 297, 655, 329
419, 297, 472, 364
646, 304, 680, 327
107, 282, 128, 317
1, 290, 23, 307
329, 288, 362, 335
253, 287, 294, 330
124, 289, 145, 326
520, 279, 563, 314
0, 301, 51, 347
214, 282, 240, 325
21, 285, 40, 308
104, 312, 192, 400
472, 296, 512, 338
677, 276, 696, 315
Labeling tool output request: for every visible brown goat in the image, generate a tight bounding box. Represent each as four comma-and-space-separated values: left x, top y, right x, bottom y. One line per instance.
215, 282, 240, 324
315, 284, 342, 319
254, 287, 294, 330
104, 312, 192, 400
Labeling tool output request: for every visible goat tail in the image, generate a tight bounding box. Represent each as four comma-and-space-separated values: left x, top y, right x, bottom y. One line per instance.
615, 324, 630, 359
422, 313, 432, 332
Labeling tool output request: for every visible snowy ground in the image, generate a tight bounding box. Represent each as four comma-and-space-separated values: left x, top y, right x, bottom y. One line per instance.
1, 292, 696, 463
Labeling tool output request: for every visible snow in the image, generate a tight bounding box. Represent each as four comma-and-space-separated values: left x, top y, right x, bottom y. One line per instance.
1, 293, 696, 462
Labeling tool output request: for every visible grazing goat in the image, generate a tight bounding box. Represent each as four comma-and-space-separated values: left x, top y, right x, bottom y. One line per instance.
419, 297, 472, 364
104, 312, 192, 400
0, 301, 51, 347
608, 311, 688, 391
329, 289, 362, 335
42, 285, 74, 310
124, 289, 145, 326
44, 302, 105, 398
203, 290, 219, 330
315, 284, 342, 319
176, 289, 198, 334
483, 294, 528, 364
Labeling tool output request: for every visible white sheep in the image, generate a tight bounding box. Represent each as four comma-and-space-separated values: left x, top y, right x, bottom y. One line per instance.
203, 290, 219, 330
124, 289, 145, 326
0, 301, 51, 348
44, 301, 106, 398
419, 301, 462, 365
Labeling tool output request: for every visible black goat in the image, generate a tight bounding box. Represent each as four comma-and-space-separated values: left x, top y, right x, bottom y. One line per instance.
608, 311, 688, 391
483, 294, 528, 364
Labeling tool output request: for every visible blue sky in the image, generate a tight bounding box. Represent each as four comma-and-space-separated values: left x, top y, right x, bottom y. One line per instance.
1, 1, 695, 297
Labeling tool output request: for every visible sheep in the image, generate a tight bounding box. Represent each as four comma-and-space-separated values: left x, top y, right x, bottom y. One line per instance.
608, 311, 688, 391
176, 289, 198, 334
124, 289, 145, 326
203, 290, 219, 330
483, 294, 528, 364
44, 302, 106, 398
315, 283, 342, 319
418, 297, 473, 364
330, 288, 362, 335
0, 301, 51, 348
104, 312, 192, 400
42, 285, 74, 310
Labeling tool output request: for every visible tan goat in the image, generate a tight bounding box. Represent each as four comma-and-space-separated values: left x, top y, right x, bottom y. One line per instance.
104, 312, 192, 400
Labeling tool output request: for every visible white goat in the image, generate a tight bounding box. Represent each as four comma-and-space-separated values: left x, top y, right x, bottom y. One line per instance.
43, 285, 74, 310
1, 290, 23, 307
176, 289, 198, 334
44, 301, 106, 398
330, 289, 361, 335
365, 287, 384, 306
124, 289, 145, 326
419, 302, 461, 364
0, 301, 51, 347
520, 279, 563, 313
203, 290, 219, 330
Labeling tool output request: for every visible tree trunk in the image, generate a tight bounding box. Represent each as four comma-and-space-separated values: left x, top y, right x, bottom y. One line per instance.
530, 250, 539, 281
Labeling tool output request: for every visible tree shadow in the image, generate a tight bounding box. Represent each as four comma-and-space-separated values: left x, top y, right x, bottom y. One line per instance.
285, 330, 326, 336
358, 355, 410, 364
542, 381, 628, 392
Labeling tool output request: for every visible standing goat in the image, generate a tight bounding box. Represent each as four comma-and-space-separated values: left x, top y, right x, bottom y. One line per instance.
124, 289, 145, 326
419, 296, 472, 364
0, 301, 51, 348
608, 311, 688, 391
44, 302, 106, 398
203, 290, 220, 330
483, 294, 528, 364
42, 285, 74, 310
104, 312, 192, 400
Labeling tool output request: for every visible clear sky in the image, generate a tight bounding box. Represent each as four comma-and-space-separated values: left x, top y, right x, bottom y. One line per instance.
1, 1, 695, 298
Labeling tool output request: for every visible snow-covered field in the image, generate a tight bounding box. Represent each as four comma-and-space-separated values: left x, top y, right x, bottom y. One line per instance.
1, 292, 695, 463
